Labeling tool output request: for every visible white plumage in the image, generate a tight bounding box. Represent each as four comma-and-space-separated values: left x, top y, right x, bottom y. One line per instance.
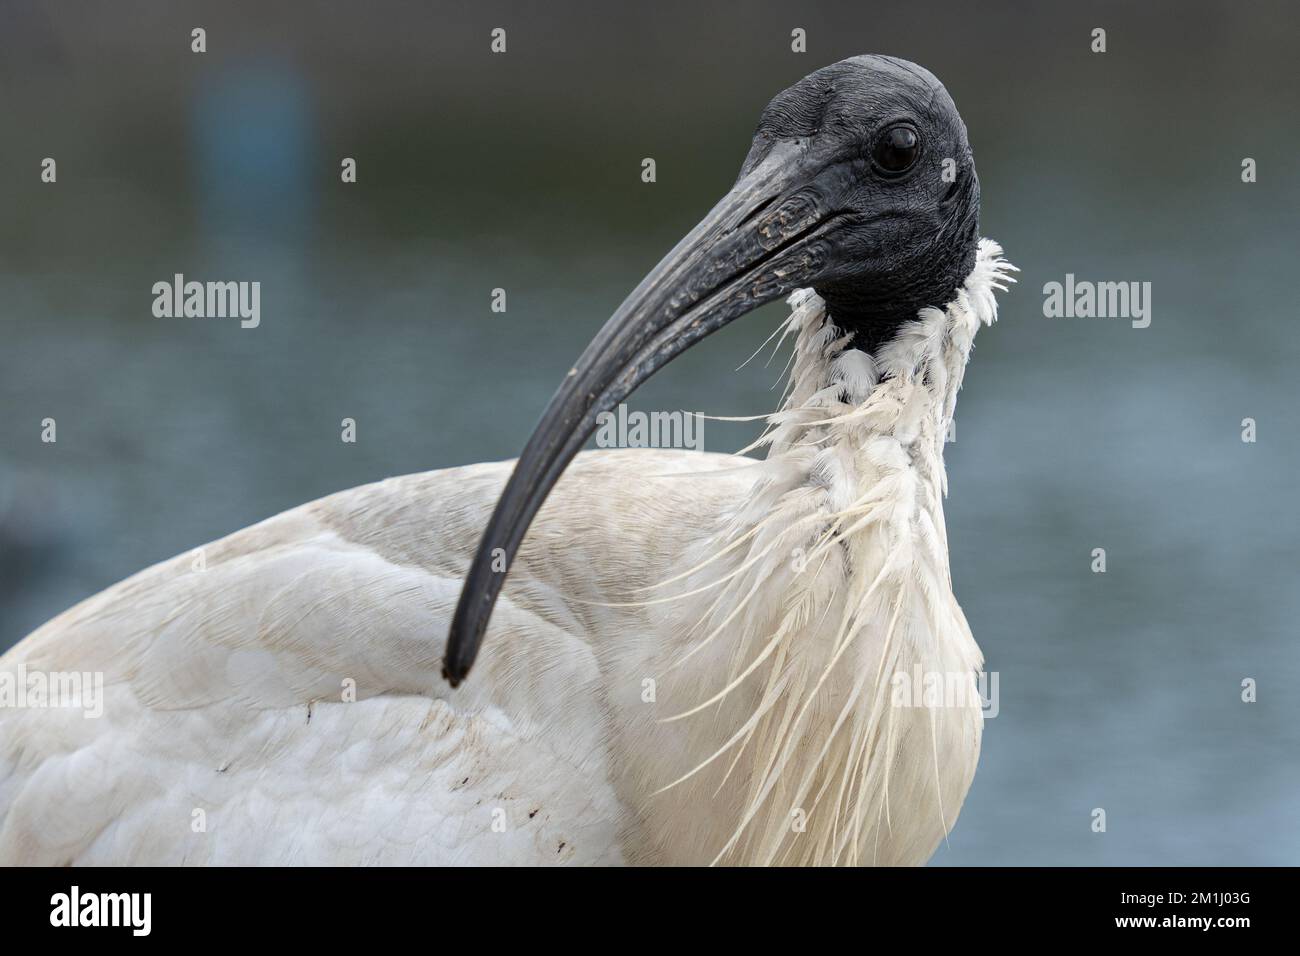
0, 241, 1013, 866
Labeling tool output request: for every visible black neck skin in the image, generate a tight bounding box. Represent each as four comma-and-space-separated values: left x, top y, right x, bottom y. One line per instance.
815, 282, 927, 356
816, 228, 979, 357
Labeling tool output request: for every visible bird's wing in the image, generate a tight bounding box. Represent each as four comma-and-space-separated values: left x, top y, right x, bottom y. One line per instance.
0, 449, 751, 864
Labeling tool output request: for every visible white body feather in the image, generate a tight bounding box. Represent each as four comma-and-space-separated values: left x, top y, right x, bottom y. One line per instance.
0, 241, 1013, 865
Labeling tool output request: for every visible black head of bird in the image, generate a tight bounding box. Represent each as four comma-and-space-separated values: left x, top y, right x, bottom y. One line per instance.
444, 54, 982, 685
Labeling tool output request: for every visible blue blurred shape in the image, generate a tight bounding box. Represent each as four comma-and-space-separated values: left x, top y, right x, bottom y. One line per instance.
189, 62, 316, 239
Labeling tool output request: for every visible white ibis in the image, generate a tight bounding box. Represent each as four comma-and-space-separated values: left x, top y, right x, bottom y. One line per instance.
0, 55, 1013, 866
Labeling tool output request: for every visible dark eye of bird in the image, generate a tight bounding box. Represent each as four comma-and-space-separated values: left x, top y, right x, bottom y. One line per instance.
873, 125, 920, 174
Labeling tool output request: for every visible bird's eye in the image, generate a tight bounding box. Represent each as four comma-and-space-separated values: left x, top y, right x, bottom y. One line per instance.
873, 124, 920, 175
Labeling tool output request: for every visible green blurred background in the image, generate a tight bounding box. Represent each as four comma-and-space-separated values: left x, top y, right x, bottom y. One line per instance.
2, 0, 1298, 864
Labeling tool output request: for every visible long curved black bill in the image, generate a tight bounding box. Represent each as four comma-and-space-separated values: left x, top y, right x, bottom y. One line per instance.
443, 141, 837, 686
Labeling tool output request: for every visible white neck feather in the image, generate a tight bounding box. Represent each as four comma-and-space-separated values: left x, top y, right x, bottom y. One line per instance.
637, 239, 1015, 866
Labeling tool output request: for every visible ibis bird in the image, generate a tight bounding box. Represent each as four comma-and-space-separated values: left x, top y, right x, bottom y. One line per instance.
0, 55, 1013, 866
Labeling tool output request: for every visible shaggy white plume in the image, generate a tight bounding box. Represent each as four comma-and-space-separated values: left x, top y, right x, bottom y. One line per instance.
651, 240, 1017, 866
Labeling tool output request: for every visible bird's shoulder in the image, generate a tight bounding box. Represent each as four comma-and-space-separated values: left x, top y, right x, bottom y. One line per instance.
0, 449, 753, 862
6, 448, 752, 685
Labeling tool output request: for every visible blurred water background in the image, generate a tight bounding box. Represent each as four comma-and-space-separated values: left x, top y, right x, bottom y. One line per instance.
2, 0, 1297, 864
